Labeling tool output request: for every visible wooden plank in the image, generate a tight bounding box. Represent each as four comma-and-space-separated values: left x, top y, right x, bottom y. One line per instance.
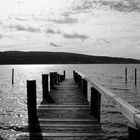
17, 132, 104, 137
76, 71, 140, 129
17, 78, 105, 140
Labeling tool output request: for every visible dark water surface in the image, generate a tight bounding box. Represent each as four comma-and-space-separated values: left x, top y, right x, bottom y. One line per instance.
0, 64, 140, 140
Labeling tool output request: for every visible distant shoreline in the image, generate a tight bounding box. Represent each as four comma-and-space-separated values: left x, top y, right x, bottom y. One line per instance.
0, 51, 140, 64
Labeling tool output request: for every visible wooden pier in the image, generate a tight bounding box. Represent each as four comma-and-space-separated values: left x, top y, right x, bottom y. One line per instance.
16, 70, 140, 140
16, 71, 105, 140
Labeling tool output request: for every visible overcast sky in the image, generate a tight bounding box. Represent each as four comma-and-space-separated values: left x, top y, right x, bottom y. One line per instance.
0, 0, 140, 59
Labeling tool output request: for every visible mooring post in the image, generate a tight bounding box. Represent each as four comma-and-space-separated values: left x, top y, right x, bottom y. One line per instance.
42, 74, 49, 101
27, 80, 37, 128
57, 74, 60, 83
63, 70, 66, 80
128, 124, 140, 140
135, 68, 137, 86
12, 68, 14, 85
73, 71, 75, 81
50, 72, 54, 89
54, 72, 57, 84
90, 87, 101, 122
82, 79, 87, 97
125, 67, 127, 83
78, 75, 82, 87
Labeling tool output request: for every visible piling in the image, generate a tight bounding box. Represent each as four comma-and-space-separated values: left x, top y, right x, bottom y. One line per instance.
50, 72, 54, 89
63, 70, 66, 80
27, 80, 37, 128
90, 87, 101, 122
128, 124, 140, 140
125, 67, 127, 83
12, 68, 14, 85
42, 74, 49, 101
82, 79, 87, 97
135, 68, 137, 86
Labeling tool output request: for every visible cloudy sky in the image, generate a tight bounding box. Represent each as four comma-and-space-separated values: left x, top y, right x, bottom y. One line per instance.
0, 0, 140, 59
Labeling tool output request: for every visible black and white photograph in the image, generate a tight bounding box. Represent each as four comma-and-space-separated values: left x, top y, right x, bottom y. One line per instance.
0, 0, 140, 139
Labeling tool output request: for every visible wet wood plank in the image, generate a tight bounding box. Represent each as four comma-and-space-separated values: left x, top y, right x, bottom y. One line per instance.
17, 79, 105, 140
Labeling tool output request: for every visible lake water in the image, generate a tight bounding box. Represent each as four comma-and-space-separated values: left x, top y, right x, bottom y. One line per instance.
0, 64, 140, 140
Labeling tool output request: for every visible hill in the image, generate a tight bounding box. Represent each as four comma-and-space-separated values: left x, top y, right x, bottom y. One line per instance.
0, 51, 140, 64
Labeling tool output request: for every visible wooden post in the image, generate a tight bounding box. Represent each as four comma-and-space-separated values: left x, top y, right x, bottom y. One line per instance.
90, 87, 101, 122
42, 74, 49, 101
135, 68, 137, 86
128, 124, 140, 140
73, 71, 75, 81
57, 74, 60, 83
82, 79, 87, 97
125, 67, 127, 83
63, 70, 66, 80
27, 80, 37, 126
50, 72, 54, 89
78, 75, 82, 87
12, 68, 14, 85
54, 72, 57, 84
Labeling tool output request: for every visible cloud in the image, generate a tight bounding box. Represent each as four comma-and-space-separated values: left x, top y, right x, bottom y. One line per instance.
15, 17, 27, 21
51, 16, 78, 24
63, 32, 89, 41
72, 0, 140, 13
0, 34, 12, 39
9, 24, 41, 33
101, 0, 140, 12
46, 29, 56, 34
50, 42, 61, 47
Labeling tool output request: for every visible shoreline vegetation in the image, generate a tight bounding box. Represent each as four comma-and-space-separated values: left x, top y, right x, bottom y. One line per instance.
0, 51, 140, 64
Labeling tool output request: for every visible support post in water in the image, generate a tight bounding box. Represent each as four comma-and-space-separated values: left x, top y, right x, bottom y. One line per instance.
50, 72, 54, 89
12, 68, 14, 85
63, 70, 66, 80
125, 67, 127, 83
135, 68, 137, 86
82, 79, 87, 98
27, 80, 37, 128
90, 87, 101, 122
42, 74, 49, 101
128, 124, 140, 140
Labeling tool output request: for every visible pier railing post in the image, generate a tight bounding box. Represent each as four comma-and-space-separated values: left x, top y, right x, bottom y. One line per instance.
128, 124, 140, 140
54, 72, 58, 84
64, 70, 66, 80
50, 72, 54, 89
57, 74, 60, 83
42, 74, 49, 101
82, 79, 87, 97
78, 75, 82, 87
90, 87, 101, 122
27, 80, 37, 127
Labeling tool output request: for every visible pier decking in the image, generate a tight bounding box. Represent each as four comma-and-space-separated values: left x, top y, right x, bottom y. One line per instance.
17, 78, 105, 140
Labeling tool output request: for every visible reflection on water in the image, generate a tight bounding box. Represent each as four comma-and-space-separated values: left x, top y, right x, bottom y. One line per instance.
0, 64, 140, 139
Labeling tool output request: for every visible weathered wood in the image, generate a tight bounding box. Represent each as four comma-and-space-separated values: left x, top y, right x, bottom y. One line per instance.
75, 71, 140, 130
82, 79, 87, 97
12, 68, 14, 85
54, 72, 58, 84
27, 80, 37, 126
135, 68, 137, 86
42, 74, 49, 101
125, 67, 127, 83
17, 78, 105, 140
57, 74, 60, 83
128, 123, 140, 140
50, 72, 54, 89
91, 87, 101, 122
63, 70, 66, 80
